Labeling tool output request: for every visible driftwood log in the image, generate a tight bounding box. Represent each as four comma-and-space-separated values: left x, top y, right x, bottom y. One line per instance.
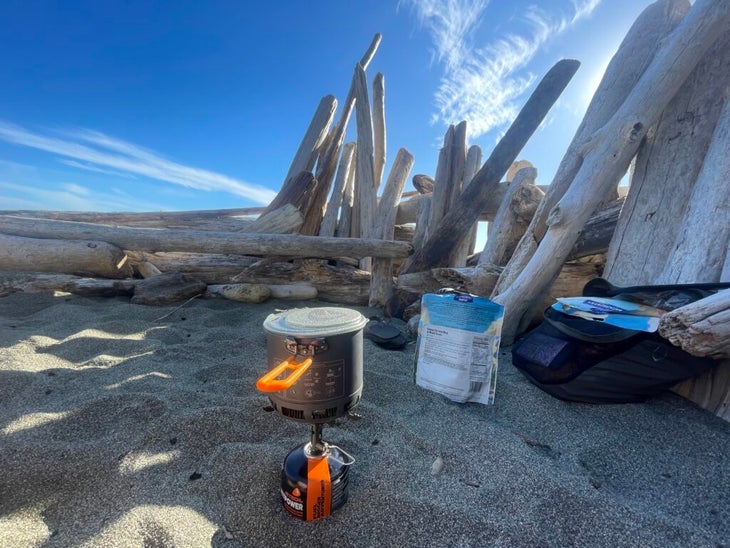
494, 0, 689, 297
494, 0, 730, 344
399, 58, 580, 275
369, 148, 414, 307
0, 233, 133, 279
319, 142, 356, 238
0, 216, 412, 259
372, 72, 386, 191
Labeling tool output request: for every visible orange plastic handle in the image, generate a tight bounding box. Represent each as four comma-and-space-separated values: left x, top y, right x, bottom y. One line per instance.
256, 357, 314, 392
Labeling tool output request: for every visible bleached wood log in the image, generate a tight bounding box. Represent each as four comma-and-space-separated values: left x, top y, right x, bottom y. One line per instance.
131, 272, 207, 306
399, 59, 580, 276
372, 72, 386, 191
136, 262, 162, 278
232, 259, 370, 305
0, 207, 266, 229
353, 63, 379, 271
305, 34, 382, 237
395, 182, 549, 225
494, 0, 690, 295
427, 126, 454, 232
411, 195, 431, 252
481, 167, 540, 266
452, 145, 484, 266
0, 216, 413, 259
124, 251, 259, 283
659, 289, 730, 358
244, 204, 303, 234
369, 148, 415, 307
0, 233, 133, 279
604, 23, 730, 285
259, 170, 317, 224
505, 160, 534, 183
320, 142, 356, 237
658, 95, 730, 283
267, 284, 318, 300
494, 0, 730, 344
0, 272, 137, 298
447, 121, 467, 215
723, 244, 730, 282
284, 95, 338, 185
337, 151, 357, 238
412, 174, 434, 194
205, 283, 272, 303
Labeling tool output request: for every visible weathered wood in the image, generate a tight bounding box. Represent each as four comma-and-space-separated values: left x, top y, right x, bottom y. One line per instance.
569, 197, 624, 260
412, 174, 435, 194
0, 233, 132, 279
259, 171, 318, 222
411, 195, 431, 252
369, 148, 415, 307
399, 59, 580, 275
0, 207, 266, 228
337, 151, 357, 238
124, 251, 259, 283
353, 63, 379, 271
136, 262, 161, 278
447, 121, 468, 215
267, 283, 318, 300
604, 22, 730, 285
131, 272, 207, 306
658, 93, 730, 283
495, 0, 690, 294
320, 142, 356, 237
205, 283, 271, 303
284, 95, 338, 185
481, 167, 540, 266
245, 204, 303, 234
0, 272, 136, 298
306, 34, 382, 237
452, 145, 484, 266
0, 216, 413, 259
659, 289, 730, 358
232, 259, 370, 305
427, 126, 455, 232
494, 1, 730, 344
372, 72, 386, 191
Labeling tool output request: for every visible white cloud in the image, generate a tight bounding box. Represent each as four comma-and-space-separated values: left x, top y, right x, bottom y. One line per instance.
403, 0, 601, 138
57, 159, 138, 179
0, 121, 277, 205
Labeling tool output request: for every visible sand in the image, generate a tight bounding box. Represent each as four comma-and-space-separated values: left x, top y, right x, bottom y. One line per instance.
0, 291, 729, 547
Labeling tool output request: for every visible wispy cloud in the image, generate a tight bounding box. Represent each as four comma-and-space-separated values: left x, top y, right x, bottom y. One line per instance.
57, 159, 138, 179
0, 121, 277, 205
403, 0, 601, 138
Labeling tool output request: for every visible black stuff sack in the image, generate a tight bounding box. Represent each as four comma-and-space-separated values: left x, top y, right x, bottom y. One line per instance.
511, 279, 729, 404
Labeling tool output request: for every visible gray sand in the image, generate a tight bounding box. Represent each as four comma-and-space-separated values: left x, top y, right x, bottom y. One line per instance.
0, 292, 728, 547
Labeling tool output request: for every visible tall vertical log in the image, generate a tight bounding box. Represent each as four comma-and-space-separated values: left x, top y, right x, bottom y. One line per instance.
299, 34, 382, 236
427, 126, 455, 232
353, 64, 378, 271
372, 72, 386, 192
452, 144, 483, 266
494, 0, 730, 345
337, 149, 357, 238
399, 58, 580, 275
320, 142, 356, 238
494, 0, 690, 294
369, 149, 415, 307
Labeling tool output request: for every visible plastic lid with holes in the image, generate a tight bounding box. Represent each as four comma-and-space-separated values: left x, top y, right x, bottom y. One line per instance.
263, 307, 368, 337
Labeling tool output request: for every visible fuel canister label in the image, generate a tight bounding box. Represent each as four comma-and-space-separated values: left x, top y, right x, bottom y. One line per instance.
306, 456, 332, 521
281, 487, 304, 519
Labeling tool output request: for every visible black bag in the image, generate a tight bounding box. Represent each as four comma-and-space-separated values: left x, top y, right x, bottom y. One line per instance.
511, 279, 729, 404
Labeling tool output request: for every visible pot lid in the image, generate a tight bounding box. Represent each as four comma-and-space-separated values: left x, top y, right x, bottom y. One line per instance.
263, 307, 367, 337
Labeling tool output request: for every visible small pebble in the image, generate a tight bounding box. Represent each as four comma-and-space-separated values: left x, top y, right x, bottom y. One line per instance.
431, 456, 444, 476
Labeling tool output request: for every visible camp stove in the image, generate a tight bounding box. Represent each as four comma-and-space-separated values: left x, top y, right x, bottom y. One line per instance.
256, 307, 367, 521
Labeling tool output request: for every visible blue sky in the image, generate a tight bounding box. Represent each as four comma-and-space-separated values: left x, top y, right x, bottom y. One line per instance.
0, 0, 654, 213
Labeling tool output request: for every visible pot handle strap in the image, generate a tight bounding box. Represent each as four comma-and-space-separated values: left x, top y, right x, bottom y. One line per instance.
256, 357, 314, 392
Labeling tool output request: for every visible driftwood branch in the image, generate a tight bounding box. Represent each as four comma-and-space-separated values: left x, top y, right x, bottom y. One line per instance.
0, 216, 412, 259
399, 58, 580, 274
659, 289, 730, 358
284, 95, 337, 185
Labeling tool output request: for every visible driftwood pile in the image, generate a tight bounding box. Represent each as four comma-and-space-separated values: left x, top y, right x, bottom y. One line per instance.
0, 0, 729, 418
